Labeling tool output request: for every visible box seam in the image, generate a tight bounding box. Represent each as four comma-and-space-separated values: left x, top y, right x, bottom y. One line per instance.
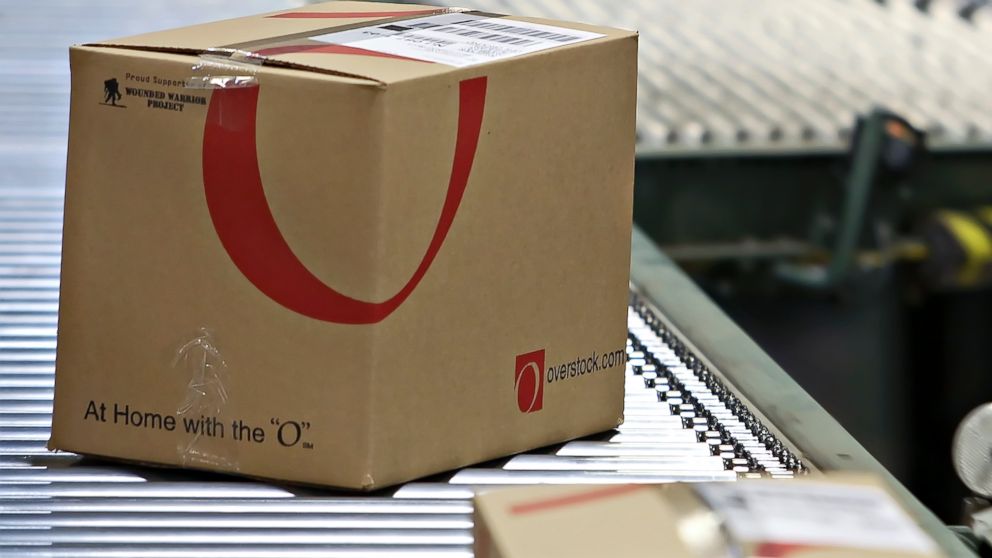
80, 43, 388, 87
362, 86, 389, 490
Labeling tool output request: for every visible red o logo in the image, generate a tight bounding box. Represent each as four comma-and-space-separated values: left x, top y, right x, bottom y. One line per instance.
515, 350, 545, 413
201, 77, 488, 324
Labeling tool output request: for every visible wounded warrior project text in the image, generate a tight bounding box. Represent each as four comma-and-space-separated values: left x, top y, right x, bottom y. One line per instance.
123, 86, 206, 112
123, 70, 208, 112
547, 349, 626, 383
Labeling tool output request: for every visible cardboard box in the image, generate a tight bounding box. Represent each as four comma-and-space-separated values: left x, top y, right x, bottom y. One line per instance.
49, 1, 637, 489
474, 475, 946, 558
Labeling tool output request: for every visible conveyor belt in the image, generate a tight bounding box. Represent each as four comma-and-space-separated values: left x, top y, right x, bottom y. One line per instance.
0, 183, 807, 555
0, 5, 805, 555
0, 7, 810, 555
411, 0, 992, 151
0, 2, 975, 556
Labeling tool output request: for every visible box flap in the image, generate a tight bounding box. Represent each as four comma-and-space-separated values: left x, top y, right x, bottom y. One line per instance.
87, 1, 634, 84
94, 2, 453, 51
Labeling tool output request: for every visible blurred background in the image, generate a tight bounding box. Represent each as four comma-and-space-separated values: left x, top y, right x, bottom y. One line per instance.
385, 0, 992, 523
3, 0, 991, 524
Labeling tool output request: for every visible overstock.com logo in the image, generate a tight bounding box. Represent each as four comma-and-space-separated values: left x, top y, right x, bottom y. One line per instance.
514, 349, 545, 413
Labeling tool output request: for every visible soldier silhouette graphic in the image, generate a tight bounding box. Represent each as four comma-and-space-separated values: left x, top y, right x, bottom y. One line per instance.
103, 78, 122, 106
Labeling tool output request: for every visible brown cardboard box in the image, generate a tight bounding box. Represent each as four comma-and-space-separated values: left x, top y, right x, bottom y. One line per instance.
474, 475, 946, 558
49, 1, 637, 489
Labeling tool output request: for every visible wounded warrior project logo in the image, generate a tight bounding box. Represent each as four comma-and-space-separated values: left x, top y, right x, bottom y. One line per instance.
514, 347, 626, 414
100, 78, 125, 108
100, 73, 207, 112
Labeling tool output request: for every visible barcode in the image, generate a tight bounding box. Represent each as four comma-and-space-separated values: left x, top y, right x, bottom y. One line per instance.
430, 25, 536, 46
457, 19, 581, 43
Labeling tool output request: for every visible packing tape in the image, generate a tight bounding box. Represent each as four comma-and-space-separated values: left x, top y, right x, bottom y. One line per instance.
187, 50, 262, 90
165, 54, 263, 469
172, 328, 237, 469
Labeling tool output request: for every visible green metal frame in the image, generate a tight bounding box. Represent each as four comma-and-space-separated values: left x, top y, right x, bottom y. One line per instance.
630, 224, 975, 557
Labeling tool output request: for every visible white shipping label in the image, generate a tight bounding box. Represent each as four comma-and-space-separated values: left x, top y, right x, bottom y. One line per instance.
309, 12, 605, 67
695, 482, 937, 554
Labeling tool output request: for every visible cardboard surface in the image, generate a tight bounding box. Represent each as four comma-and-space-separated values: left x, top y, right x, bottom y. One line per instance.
97, 1, 633, 85
473, 475, 947, 558
50, 1, 637, 489
475, 484, 695, 558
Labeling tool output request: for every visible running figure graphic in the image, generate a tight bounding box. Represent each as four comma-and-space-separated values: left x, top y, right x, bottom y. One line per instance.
103, 78, 122, 106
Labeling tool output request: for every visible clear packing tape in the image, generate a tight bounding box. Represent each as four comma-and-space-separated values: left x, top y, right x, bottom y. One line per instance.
187, 49, 263, 90
173, 328, 235, 469
166, 53, 263, 469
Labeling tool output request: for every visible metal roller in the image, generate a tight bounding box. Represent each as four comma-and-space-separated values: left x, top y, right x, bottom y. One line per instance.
416, 0, 992, 150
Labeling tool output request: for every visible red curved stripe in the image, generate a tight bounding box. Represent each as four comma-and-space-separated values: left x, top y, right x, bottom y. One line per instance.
510, 485, 648, 515
254, 43, 430, 63
753, 543, 808, 557
202, 77, 487, 324
268, 9, 446, 19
